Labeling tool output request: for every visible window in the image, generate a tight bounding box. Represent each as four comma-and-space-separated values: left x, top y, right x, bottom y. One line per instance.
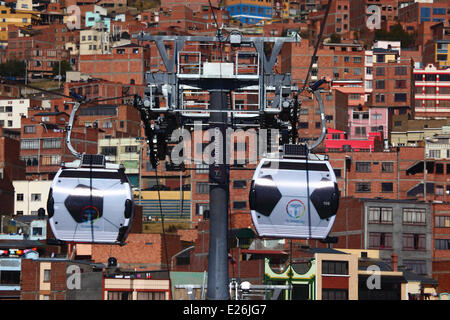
322, 289, 348, 300
376, 67, 385, 76
24, 125, 35, 133
355, 127, 366, 136
43, 269, 51, 282
381, 162, 393, 173
42, 138, 61, 149
403, 208, 426, 225
124, 146, 138, 153
32, 227, 43, 236
428, 150, 440, 158
102, 121, 112, 129
196, 182, 209, 194
41, 155, 61, 166
394, 66, 407, 75
435, 239, 450, 250
196, 203, 209, 216
353, 56, 362, 63
403, 234, 426, 250
233, 201, 247, 210
369, 232, 393, 249
195, 162, 208, 174
322, 261, 348, 275
101, 146, 117, 156
375, 94, 385, 103
403, 260, 427, 275
382, 182, 393, 192
356, 182, 371, 192
233, 180, 247, 189
375, 80, 385, 89
16, 193, 24, 201
0, 271, 20, 285
435, 216, 450, 228
349, 94, 361, 100
356, 162, 371, 172
394, 93, 407, 102
107, 291, 132, 300
136, 291, 166, 300
31, 194, 41, 202
21, 139, 40, 149
395, 80, 406, 89
368, 207, 393, 224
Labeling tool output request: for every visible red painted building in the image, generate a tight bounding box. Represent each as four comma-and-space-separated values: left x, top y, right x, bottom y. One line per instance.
325, 128, 383, 152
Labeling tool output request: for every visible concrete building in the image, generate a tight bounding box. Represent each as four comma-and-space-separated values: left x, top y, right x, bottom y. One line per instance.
0, 99, 40, 130
264, 247, 359, 300
13, 180, 51, 216
98, 137, 140, 176
390, 115, 450, 147
331, 197, 432, 277
20, 258, 104, 300
79, 23, 110, 55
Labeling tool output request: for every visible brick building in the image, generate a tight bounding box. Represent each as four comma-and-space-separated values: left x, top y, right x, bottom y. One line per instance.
308, 0, 351, 36
7, 25, 73, 78
79, 43, 150, 85
0, 127, 25, 216
350, 0, 400, 31
19, 112, 99, 180
328, 147, 450, 203
368, 48, 414, 117
398, 1, 450, 25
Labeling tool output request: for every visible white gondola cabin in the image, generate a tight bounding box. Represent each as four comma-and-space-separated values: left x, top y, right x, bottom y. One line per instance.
47, 154, 134, 244
249, 157, 339, 239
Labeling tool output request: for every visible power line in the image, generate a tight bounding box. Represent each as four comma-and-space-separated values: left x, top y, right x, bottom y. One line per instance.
300, 0, 333, 93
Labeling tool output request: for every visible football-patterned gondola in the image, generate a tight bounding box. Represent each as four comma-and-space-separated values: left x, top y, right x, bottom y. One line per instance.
249, 156, 339, 239
249, 79, 340, 239
47, 101, 135, 244
47, 154, 134, 244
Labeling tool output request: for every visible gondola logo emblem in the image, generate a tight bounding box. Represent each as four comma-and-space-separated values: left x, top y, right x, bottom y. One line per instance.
81, 205, 100, 223
286, 199, 306, 219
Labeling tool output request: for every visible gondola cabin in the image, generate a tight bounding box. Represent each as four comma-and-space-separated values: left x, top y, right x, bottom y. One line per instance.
47, 154, 134, 244
249, 157, 339, 239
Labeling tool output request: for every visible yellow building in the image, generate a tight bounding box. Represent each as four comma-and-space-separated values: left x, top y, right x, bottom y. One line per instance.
436, 40, 450, 68
0, 5, 40, 42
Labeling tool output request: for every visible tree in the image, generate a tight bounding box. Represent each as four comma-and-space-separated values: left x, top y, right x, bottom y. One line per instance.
374, 23, 417, 48
52, 60, 72, 77
0, 60, 26, 78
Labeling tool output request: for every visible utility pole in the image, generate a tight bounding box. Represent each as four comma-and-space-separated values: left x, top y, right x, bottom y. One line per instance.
133, 33, 298, 300
207, 89, 230, 300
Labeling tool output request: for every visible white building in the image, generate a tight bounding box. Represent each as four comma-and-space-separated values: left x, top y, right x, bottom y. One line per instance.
13, 180, 52, 215
0, 99, 32, 129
